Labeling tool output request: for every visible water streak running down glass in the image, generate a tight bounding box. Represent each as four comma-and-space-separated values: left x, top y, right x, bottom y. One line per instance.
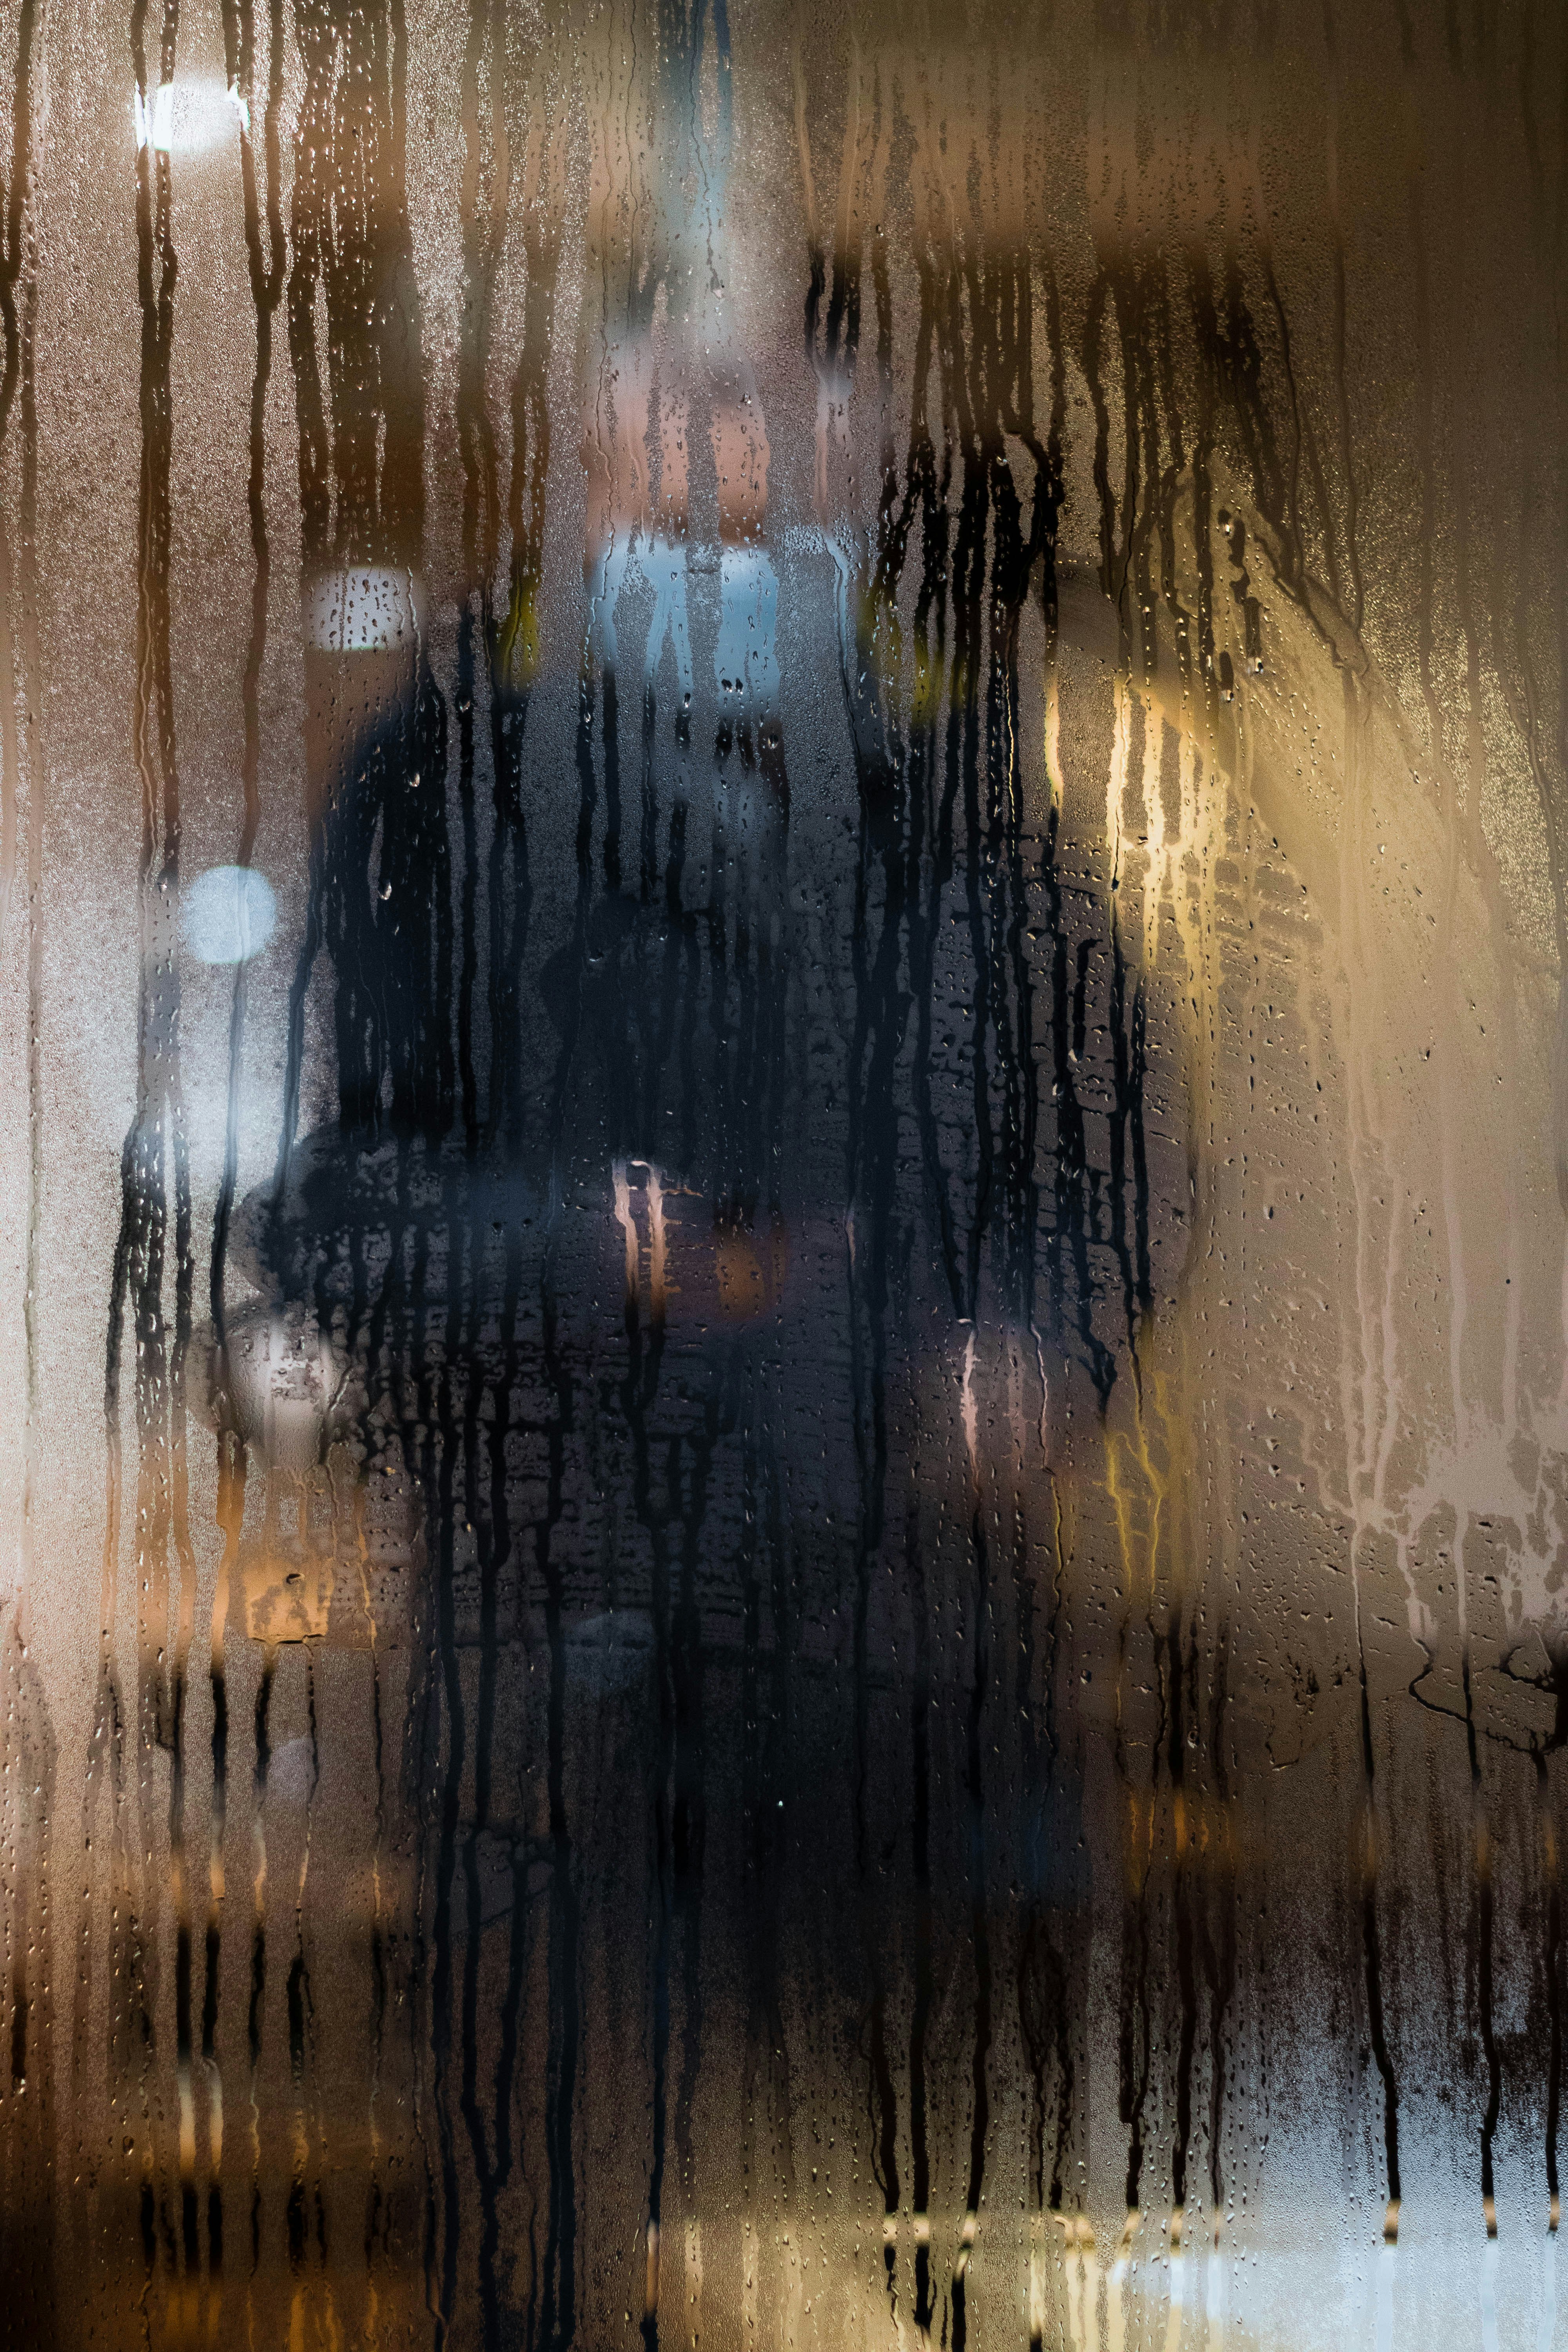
0, 2, 1566, 2346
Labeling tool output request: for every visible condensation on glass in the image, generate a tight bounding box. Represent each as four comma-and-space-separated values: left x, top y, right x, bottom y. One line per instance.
0, 1, 1565, 2346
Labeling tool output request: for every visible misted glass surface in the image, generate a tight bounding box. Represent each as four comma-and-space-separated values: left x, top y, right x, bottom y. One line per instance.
3, 2, 1568, 2345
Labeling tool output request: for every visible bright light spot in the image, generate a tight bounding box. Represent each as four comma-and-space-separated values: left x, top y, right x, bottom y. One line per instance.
132, 79, 243, 157
306, 567, 423, 653
183, 866, 276, 965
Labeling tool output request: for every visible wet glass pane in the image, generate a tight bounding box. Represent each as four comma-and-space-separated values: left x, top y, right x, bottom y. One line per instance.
2, 1, 1567, 2344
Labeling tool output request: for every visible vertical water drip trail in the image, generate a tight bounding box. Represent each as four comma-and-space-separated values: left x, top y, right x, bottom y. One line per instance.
903, 1511, 934, 2339
1409, 103, 1495, 2287
625, 966, 724, 2352
276, 0, 447, 2318
1098, 265, 1161, 1380
1152, 248, 1222, 2230
1018, 1491, 1072, 2342
454, 0, 503, 1154
487, 83, 557, 1153
271, 0, 330, 1195
283, 1649, 325, 2289
466, 80, 567, 2292
804, 69, 911, 2299
1357, 1568, 1402, 2252
810, 69, 969, 2334
802, 53, 1179, 2326
341, 1224, 390, 2332
617, 1172, 665, 2352
1203, 1619, 1237, 2272
247, 1647, 272, 2274
1496, 48, 1568, 2232
202, 0, 285, 2292
962, 238, 1062, 2350
1539, 1728, 1565, 2230
1450, 86, 1519, 2272
905, 272, 961, 1345
94, 0, 199, 2305
1081, 274, 1158, 2245
952, 1496, 991, 2352
404, 1176, 460, 2349
1522, 16, 1568, 2282
464, 330, 551, 2254
1116, 1583, 1153, 2228
537, 510, 595, 2337
535, 1233, 579, 2352
1465, 1645, 1502, 2236
1065, 267, 1141, 1405
212, 0, 283, 1324
0, 3, 53, 2326
903, 340, 946, 2350
354, 1212, 432, 2335
279, 0, 446, 1147
486, 1221, 528, 2309
0, 0, 35, 952
733, 1355, 792, 2333
596, 11, 781, 2328
951, 249, 1013, 2350
1316, 23, 1406, 2292
373, 1218, 430, 2326
670, 1423, 716, 2349
1167, 1617, 1196, 2232
452, 1250, 491, 2316
450, 3, 508, 2334
16, 24, 42, 2183
421, 1224, 463, 2342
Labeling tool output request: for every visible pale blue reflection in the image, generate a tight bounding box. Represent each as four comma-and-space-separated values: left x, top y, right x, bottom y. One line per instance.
182, 864, 276, 965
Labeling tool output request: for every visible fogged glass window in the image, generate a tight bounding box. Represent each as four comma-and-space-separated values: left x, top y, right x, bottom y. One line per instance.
1, 2, 1566, 2347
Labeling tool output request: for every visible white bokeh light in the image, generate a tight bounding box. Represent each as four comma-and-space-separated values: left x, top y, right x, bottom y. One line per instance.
132, 78, 247, 157
182, 865, 276, 965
